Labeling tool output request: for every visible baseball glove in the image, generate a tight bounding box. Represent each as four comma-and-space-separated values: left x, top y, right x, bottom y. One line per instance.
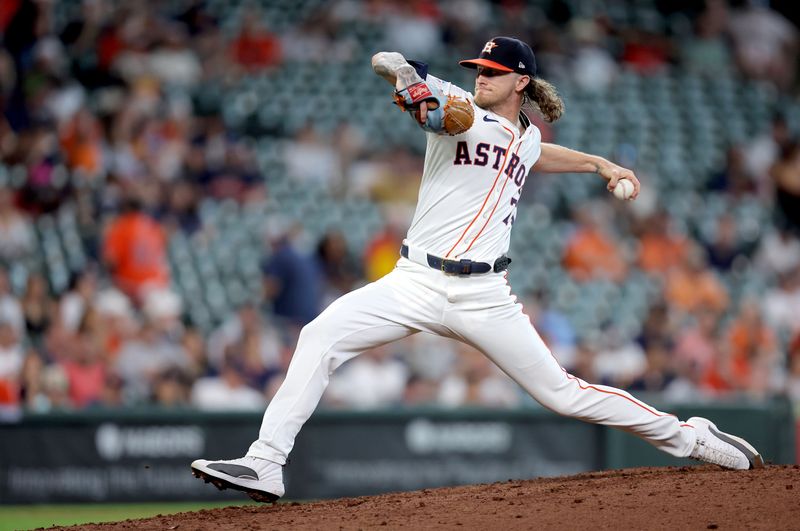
394, 82, 474, 136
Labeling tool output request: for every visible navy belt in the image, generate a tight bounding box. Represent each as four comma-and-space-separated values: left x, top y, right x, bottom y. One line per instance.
400, 244, 511, 275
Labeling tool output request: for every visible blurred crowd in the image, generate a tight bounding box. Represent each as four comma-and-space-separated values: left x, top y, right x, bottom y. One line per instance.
1, 0, 800, 417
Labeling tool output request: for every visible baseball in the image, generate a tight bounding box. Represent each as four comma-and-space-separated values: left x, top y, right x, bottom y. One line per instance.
612, 179, 634, 200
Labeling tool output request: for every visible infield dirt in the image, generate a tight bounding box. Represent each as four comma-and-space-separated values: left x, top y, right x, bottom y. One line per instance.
50, 465, 799, 530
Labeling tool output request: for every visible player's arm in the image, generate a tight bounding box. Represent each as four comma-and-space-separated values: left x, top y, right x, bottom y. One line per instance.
533, 143, 640, 199
371, 51, 433, 124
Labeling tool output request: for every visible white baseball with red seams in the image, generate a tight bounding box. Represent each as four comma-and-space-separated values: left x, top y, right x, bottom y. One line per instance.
245, 70, 703, 468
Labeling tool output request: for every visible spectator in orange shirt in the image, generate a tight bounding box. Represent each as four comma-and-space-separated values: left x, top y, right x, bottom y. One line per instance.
636, 210, 689, 275
723, 298, 778, 392
665, 245, 729, 316
102, 197, 170, 304
60, 107, 104, 178
563, 206, 627, 283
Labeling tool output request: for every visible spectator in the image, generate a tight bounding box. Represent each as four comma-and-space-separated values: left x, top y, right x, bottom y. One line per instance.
151, 366, 191, 407
761, 267, 800, 337
0, 186, 34, 261
0, 267, 24, 336
59, 0, 117, 90
59, 268, 98, 333
570, 19, 617, 93
59, 313, 107, 408
115, 290, 188, 403
102, 195, 170, 304
32, 363, 71, 411
261, 222, 322, 327
402, 374, 440, 406
638, 302, 679, 351
19, 120, 69, 215
283, 125, 342, 191
316, 229, 361, 306
754, 225, 800, 277
674, 310, 725, 392
59, 106, 104, 179
728, 0, 798, 90
744, 113, 791, 198
628, 340, 678, 393
207, 303, 282, 381
679, 0, 732, 76
437, 343, 519, 408
190, 355, 265, 411
101, 371, 125, 408
20, 272, 55, 349
563, 204, 627, 283
0, 319, 23, 407
723, 299, 779, 394
636, 210, 690, 276
769, 140, 800, 234
280, 11, 356, 65
159, 179, 202, 235
569, 341, 600, 384
147, 24, 201, 88
383, 1, 442, 58
620, 26, 670, 75
528, 291, 576, 370
591, 326, 647, 389
325, 345, 409, 409
367, 147, 423, 204
181, 325, 209, 382
707, 145, 755, 197
230, 8, 282, 71
664, 245, 729, 316
704, 213, 747, 272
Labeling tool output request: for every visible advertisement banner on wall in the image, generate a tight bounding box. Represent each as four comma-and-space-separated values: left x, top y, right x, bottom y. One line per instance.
0, 410, 600, 503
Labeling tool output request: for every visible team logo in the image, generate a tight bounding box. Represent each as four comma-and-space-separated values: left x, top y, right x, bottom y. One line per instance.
518, 61, 525, 69
482, 41, 498, 54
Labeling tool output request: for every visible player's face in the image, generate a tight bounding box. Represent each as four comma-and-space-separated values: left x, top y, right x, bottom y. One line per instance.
473, 67, 522, 109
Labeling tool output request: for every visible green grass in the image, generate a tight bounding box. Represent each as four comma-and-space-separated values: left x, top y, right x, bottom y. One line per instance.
0, 501, 257, 530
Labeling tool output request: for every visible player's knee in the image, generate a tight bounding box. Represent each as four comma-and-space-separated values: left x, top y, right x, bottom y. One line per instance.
297, 320, 323, 346
524, 383, 572, 416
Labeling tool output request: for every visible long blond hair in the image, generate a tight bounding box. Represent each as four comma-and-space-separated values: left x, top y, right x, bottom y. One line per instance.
523, 78, 564, 123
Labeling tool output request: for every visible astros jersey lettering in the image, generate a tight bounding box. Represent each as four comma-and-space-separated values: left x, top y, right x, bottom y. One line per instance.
407, 74, 542, 261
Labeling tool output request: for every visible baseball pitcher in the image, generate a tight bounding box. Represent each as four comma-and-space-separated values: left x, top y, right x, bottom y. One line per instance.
192, 37, 763, 502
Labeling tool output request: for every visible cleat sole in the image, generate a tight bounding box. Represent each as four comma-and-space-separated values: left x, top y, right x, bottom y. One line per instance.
190, 466, 280, 503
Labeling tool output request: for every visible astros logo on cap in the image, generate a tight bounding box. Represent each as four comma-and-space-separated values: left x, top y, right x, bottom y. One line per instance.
482, 41, 498, 54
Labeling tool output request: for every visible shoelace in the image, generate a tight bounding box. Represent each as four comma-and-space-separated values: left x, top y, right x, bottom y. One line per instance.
692, 436, 741, 468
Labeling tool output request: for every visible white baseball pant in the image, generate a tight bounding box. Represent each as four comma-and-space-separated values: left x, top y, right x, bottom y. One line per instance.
247, 256, 697, 464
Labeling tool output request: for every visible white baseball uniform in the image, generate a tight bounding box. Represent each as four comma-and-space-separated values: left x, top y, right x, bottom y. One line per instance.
247, 70, 698, 466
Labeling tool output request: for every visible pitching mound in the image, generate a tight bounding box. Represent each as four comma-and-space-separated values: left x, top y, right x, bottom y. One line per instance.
53, 465, 798, 530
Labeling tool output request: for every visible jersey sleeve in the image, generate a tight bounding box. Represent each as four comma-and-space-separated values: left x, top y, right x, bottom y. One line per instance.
408, 60, 472, 101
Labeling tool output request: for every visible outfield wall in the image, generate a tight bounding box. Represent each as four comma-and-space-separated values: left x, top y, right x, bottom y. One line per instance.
0, 400, 794, 503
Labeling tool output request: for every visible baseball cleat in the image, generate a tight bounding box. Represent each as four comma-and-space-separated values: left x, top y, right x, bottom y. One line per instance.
191, 456, 284, 503
688, 417, 764, 470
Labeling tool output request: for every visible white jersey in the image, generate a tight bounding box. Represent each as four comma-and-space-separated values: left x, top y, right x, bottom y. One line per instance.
405, 73, 542, 262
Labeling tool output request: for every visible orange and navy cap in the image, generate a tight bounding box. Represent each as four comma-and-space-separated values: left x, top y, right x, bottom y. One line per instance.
459, 37, 537, 77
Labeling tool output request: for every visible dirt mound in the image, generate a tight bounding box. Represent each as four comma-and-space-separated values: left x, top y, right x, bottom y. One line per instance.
52, 465, 799, 530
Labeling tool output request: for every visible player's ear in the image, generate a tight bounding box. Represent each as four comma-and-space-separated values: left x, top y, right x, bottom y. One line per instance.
516, 75, 531, 94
